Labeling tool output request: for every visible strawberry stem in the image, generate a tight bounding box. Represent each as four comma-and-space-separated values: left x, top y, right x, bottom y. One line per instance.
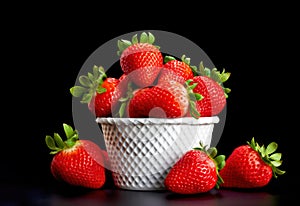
117, 32, 159, 56
185, 79, 203, 119
181, 54, 191, 66
117, 82, 134, 117
164, 55, 176, 64
45, 123, 79, 155
70, 65, 107, 104
164, 54, 194, 69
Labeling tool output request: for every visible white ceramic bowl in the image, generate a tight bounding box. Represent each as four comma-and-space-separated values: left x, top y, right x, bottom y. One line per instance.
96, 116, 219, 190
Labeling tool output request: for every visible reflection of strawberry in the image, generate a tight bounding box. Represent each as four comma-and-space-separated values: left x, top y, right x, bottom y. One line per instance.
118, 73, 128, 84
219, 137, 286, 188
70, 65, 123, 117
45, 123, 106, 189
117, 32, 163, 88
164, 142, 225, 194
128, 80, 189, 118
158, 55, 194, 84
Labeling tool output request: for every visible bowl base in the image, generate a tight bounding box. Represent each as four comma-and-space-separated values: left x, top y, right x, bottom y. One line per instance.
112, 172, 167, 191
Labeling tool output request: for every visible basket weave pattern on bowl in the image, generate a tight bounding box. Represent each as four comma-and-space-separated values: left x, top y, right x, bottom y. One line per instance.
96, 117, 219, 190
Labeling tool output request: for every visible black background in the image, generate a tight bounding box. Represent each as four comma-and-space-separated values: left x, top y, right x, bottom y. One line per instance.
2, 3, 298, 204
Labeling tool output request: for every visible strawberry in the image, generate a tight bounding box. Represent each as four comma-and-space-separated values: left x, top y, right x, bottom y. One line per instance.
70, 65, 124, 117
186, 62, 231, 117
128, 80, 191, 118
45, 123, 106, 189
219, 137, 286, 188
117, 32, 163, 88
118, 73, 128, 84
189, 76, 226, 117
158, 55, 194, 84
120, 79, 202, 118
164, 142, 225, 194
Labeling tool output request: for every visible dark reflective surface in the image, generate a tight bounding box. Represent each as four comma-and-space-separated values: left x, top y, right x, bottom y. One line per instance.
0, 181, 295, 206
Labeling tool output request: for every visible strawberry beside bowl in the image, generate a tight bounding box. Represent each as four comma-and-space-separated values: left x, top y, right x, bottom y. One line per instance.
96, 116, 219, 191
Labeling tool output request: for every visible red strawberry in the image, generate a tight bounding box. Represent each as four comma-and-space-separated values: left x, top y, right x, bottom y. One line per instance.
45, 123, 106, 189
219, 137, 286, 188
158, 55, 194, 84
117, 32, 163, 88
128, 80, 190, 118
189, 76, 226, 117
70, 65, 124, 117
164, 142, 225, 194
118, 73, 128, 83
187, 62, 231, 117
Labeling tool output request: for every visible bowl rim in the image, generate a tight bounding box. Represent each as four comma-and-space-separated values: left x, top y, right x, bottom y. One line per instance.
95, 116, 219, 125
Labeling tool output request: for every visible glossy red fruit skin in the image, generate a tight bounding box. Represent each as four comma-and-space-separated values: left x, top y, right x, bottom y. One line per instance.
191, 76, 226, 117
120, 43, 163, 88
219, 145, 273, 188
128, 87, 180, 118
88, 77, 122, 117
158, 59, 194, 84
164, 150, 217, 194
50, 140, 106, 189
128, 81, 188, 118
118, 73, 128, 83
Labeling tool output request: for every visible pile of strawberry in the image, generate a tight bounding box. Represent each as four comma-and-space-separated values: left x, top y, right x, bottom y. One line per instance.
45, 32, 286, 194
70, 32, 231, 119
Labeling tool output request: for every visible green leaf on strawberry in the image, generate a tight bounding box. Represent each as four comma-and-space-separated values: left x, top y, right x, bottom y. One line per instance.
117, 82, 134, 118
194, 142, 226, 189
159, 54, 195, 85
45, 123, 79, 155
70, 65, 107, 104
117, 32, 159, 56
185, 79, 203, 119
247, 137, 286, 178
163, 54, 191, 66
191, 61, 231, 98
70, 65, 123, 117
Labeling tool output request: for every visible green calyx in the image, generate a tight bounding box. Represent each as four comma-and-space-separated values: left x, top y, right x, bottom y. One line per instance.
45, 123, 79, 155
163, 55, 176, 64
117, 82, 134, 118
247, 137, 286, 178
70, 65, 107, 104
117, 32, 159, 56
163, 54, 192, 65
185, 79, 203, 119
191, 61, 231, 98
193, 141, 226, 189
